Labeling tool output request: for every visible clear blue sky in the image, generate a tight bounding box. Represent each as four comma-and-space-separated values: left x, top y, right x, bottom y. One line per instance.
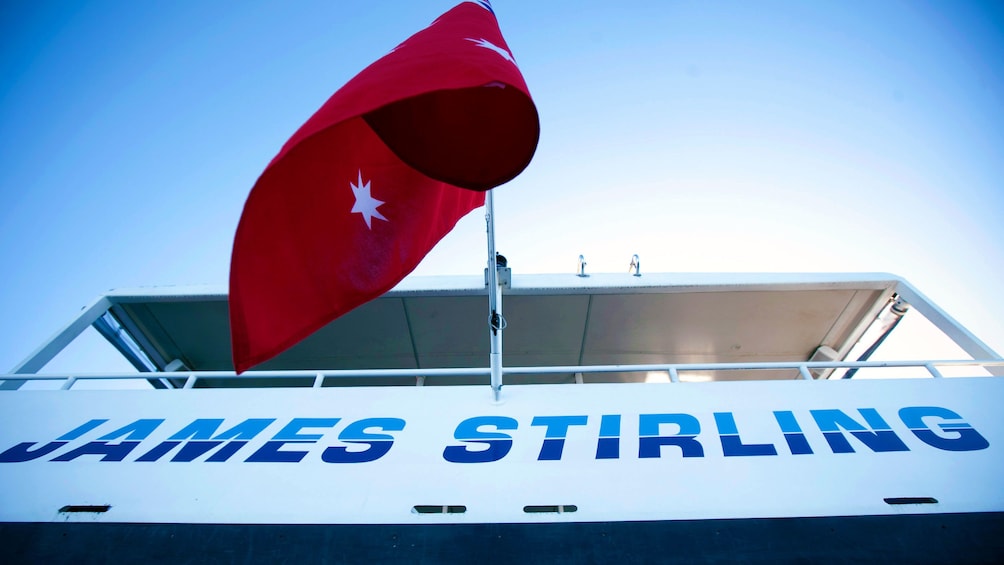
1, 0, 1002, 372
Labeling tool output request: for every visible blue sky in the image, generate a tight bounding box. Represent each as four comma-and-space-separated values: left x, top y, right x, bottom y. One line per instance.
1, 0, 1002, 373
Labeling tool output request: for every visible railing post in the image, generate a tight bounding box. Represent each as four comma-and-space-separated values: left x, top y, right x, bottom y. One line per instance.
924, 363, 945, 378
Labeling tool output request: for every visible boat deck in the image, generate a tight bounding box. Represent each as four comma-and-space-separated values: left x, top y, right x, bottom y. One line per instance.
6, 272, 999, 389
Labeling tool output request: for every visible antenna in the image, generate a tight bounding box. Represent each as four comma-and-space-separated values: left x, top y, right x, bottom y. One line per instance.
630, 254, 641, 276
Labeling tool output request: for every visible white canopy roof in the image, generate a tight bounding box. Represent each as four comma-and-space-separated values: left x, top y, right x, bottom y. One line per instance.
100, 272, 903, 386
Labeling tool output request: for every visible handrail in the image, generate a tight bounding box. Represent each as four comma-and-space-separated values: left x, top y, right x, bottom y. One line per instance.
2, 359, 1002, 389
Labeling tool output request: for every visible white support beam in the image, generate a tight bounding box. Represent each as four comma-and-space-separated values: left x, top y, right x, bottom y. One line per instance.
1, 296, 114, 390
893, 278, 1004, 376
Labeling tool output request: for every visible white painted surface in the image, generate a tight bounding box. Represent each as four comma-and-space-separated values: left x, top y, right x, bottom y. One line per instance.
1, 377, 1000, 524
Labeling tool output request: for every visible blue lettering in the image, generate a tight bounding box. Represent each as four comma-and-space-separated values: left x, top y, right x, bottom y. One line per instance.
140, 441, 241, 463
136, 441, 181, 462
0, 419, 111, 461
98, 419, 164, 441
172, 441, 226, 462
245, 418, 340, 462
899, 406, 990, 452
0, 442, 68, 463
245, 441, 314, 463
811, 409, 909, 453
58, 419, 108, 440
531, 415, 588, 460
212, 419, 275, 440
714, 412, 777, 457
206, 442, 248, 462
169, 419, 224, 440
773, 410, 813, 454
137, 418, 276, 461
273, 418, 340, 440
52, 441, 141, 462
595, 414, 621, 460
638, 413, 704, 458
443, 416, 517, 463
5, 406, 988, 466
322, 418, 405, 463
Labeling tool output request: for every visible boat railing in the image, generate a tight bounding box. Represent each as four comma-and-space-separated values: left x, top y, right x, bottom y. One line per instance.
3, 359, 1002, 390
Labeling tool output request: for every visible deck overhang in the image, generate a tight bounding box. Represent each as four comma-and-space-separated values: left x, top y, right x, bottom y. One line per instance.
103, 273, 902, 386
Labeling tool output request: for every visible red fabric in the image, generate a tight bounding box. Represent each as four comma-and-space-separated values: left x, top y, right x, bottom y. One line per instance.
229, 2, 538, 373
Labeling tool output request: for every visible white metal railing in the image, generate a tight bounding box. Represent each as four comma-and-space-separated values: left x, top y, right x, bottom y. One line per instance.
2, 359, 1003, 390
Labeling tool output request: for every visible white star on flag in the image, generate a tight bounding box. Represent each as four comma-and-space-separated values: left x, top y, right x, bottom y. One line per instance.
466, 37, 514, 64
349, 170, 388, 229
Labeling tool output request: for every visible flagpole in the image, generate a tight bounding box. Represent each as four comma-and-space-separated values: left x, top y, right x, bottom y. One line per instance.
486, 189, 503, 401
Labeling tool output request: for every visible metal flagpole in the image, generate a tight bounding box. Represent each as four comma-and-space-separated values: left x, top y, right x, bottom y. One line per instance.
485, 189, 503, 401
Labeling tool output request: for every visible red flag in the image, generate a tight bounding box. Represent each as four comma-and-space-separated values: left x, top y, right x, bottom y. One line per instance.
229, 1, 539, 373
